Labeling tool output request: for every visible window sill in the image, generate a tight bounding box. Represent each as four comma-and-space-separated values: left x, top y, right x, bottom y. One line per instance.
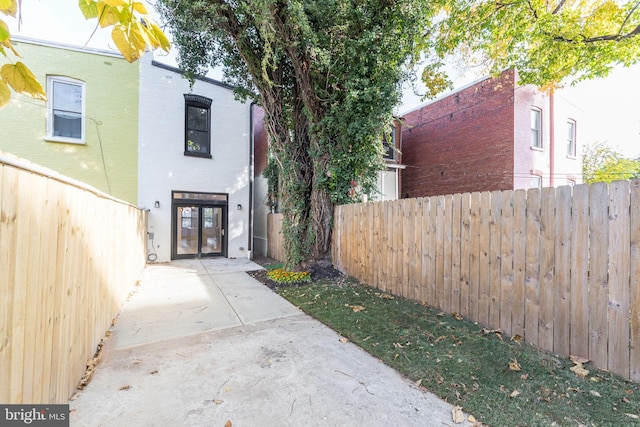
184, 151, 212, 159
566, 154, 577, 160
530, 146, 544, 152
46, 136, 85, 145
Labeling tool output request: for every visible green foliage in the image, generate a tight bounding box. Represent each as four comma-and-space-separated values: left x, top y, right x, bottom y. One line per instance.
431, 0, 640, 87
583, 141, 640, 183
159, 0, 438, 267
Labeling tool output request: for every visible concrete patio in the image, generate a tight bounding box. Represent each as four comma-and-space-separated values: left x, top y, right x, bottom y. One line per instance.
69, 258, 472, 426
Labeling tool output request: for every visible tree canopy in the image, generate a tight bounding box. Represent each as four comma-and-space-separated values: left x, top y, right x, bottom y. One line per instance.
431, 0, 640, 87
583, 141, 640, 183
0, 0, 169, 108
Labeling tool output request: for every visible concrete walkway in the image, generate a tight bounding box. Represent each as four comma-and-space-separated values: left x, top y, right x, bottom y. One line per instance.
69, 259, 473, 427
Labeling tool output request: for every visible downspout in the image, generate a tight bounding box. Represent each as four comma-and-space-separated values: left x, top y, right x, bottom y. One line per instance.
549, 89, 555, 187
248, 102, 255, 259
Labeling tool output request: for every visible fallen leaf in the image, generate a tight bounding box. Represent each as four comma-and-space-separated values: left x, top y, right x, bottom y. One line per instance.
225, 421, 232, 427
351, 305, 365, 312
570, 355, 590, 365
509, 359, 522, 371
150, 370, 158, 375
590, 390, 601, 397
510, 390, 521, 398
626, 413, 639, 419
451, 312, 463, 320
214, 400, 224, 405
570, 364, 590, 377
468, 415, 476, 423
435, 374, 444, 384
511, 334, 523, 343
119, 385, 132, 391
451, 405, 465, 423
521, 373, 529, 380
339, 337, 349, 343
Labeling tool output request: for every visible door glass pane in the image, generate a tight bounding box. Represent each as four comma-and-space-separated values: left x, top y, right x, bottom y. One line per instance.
177, 206, 199, 255
201, 207, 222, 255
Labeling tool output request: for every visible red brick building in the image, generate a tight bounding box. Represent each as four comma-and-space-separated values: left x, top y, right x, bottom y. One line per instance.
400, 69, 582, 198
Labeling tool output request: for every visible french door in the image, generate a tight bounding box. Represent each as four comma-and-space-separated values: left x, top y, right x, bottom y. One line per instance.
172, 192, 228, 259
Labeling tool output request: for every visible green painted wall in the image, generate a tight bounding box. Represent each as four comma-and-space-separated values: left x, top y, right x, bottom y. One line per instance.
0, 39, 139, 204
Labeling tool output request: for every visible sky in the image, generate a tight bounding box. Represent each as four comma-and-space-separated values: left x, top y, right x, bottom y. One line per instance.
6, 1, 640, 159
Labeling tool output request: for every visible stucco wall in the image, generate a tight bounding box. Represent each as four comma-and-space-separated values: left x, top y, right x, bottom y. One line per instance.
0, 39, 139, 203
138, 55, 251, 262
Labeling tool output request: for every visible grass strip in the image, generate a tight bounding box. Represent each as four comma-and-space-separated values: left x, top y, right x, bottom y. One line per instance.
277, 279, 640, 427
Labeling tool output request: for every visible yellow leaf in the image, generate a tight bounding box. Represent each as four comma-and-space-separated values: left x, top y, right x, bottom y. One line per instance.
150, 23, 170, 51
0, 62, 46, 100
0, 78, 11, 108
111, 25, 144, 62
224, 421, 232, 427
468, 415, 476, 423
0, 0, 17, 17
102, 0, 127, 6
351, 305, 365, 312
132, 1, 147, 14
510, 389, 521, 398
97, 3, 123, 28
339, 337, 348, 343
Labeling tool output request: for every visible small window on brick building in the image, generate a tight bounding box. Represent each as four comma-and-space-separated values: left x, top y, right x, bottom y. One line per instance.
531, 108, 542, 148
567, 119, 576, 157
184, 94, 212, 158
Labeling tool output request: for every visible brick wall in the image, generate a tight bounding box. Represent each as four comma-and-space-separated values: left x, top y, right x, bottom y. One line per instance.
401, 70, 517, 198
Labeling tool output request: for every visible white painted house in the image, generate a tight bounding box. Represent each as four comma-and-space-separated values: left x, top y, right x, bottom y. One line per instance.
138, 55, 253, 262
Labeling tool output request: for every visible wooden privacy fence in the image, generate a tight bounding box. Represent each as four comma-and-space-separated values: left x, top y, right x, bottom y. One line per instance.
267, 213, 285, 262
0, 154, 148, 404
332, 180, 640, 381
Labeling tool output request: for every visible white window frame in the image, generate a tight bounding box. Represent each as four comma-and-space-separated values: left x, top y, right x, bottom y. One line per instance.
530, 175, 542, 189
530, 107, 542, 149
566, 119, 577, 157
46, 76, 86, 144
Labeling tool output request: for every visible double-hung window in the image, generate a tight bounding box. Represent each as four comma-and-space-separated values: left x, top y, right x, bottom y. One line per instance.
530, 107, 542, 149
383, 125, 396, 161
47, 76, 85, 144
184, 94, 212, 158
567, 119, 576, 157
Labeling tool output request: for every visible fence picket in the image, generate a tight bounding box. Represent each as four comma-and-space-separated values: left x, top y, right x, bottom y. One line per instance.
459, 193, 472, 318
451, 194, 462, 315
554, 185, 572, 356
525, 188, 541, 344
489, 191, 503, 329
512, 189, 527, 338
443, 195, 453, 312
478, 192, 491, 326
538, 187, 556, 352
630, 179, 640, 381
608, 181, 631, 376
499, 190, 515, 336
570, 184, 590, 359
468, 192, 481, 322
589, 183, 610, 369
